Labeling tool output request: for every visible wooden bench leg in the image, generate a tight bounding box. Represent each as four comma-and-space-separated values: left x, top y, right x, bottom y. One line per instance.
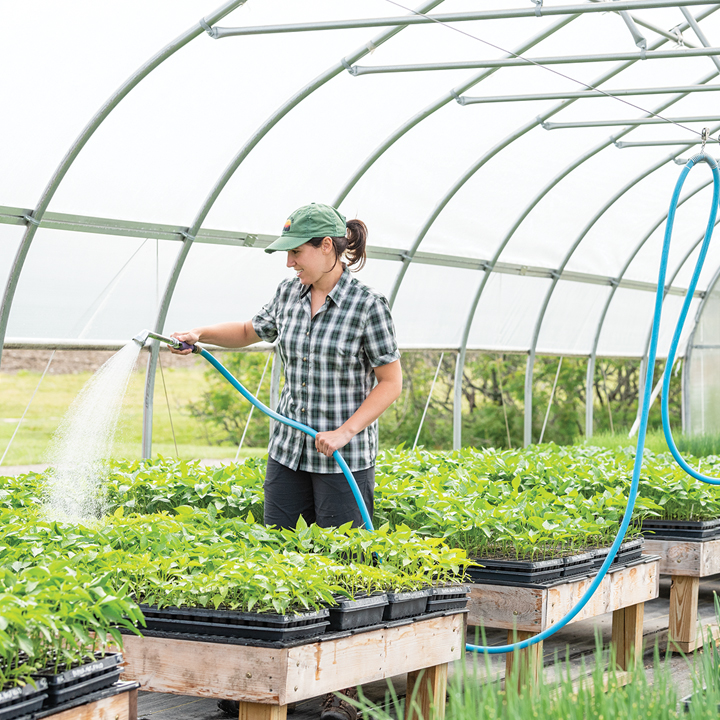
611, 602, 644, 671
505, 631, 543, 690
238, 702, 288, 720
128, 688, 138, 720
669, 575, 700, 652
406, 664, 449, 720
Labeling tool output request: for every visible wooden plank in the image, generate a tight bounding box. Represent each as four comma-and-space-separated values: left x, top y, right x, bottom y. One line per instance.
700, 539, 720, 576
611, 603, 644, 670
121, 614, 462, 705
120, 634, 288, 704
42, 691, 135, 720
238, 702, 288, 720
643, 539, 703, 576
670, 623, 720, 653
669, 575, 700, 647
466, 584, 545, 632
287, 614, 463, 703
405, 664, 448, 720
129, 688, 138, 720
505, 631, 543, 690
545, 561, 658, 628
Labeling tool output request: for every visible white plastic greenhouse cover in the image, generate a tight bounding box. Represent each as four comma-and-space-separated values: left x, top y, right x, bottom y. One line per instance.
3, 0, 720, 447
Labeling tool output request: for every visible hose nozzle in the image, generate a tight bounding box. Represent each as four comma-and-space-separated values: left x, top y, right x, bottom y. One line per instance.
132, 329, 199, 353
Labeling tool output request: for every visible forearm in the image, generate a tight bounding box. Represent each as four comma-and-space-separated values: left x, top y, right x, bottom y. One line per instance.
190, 321, 260, 348
341, 378, 401, 437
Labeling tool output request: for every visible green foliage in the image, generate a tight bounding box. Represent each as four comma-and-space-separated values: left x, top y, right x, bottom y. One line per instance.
677, 432, 720, 459
186, 352, 274, 447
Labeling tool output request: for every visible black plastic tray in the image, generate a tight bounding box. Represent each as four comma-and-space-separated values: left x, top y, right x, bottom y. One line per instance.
592, 539, 644, 569
562, 552, 595, 578
35, 680, 140, 720
467, 556, 564, 584
35, 653, 122, 689
327, 594, 388, 631
142, 615, 329, 642
642, 517, 720, 541
426, 585, 469, 612
0, 680, 48, 720
140, 604, 328, 628
383, 589, 432, 621
44, 669, 122, 707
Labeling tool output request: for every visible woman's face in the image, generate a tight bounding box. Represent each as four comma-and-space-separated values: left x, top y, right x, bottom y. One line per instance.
286, 239, 333, 285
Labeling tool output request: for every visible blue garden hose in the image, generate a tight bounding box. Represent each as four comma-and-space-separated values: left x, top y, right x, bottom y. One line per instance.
152, 154, 719, 656
198, 348, 376, 532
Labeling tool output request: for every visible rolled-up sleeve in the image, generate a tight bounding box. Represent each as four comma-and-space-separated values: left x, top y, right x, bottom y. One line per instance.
252, 286, 281, 343
363, 296, 401, 368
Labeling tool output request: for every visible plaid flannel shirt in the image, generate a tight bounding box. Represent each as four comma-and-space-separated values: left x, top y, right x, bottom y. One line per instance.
252, 268, 400, 473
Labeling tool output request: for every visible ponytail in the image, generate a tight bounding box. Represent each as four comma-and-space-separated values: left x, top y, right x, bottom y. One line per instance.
344, 219, 368, 271
308, 218, 368, 272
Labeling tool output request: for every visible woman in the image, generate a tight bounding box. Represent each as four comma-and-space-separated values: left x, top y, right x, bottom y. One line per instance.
172, 202, 402, 720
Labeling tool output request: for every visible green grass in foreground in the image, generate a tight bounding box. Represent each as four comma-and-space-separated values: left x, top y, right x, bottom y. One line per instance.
0, 366, 265, 466
575, 428, 671, 455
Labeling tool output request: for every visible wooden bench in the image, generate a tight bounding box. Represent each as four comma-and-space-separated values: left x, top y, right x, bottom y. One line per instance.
466, 557, 660, 687
643, 537, 720, 652
37, 681, 138, 720
119, 612, 464, 720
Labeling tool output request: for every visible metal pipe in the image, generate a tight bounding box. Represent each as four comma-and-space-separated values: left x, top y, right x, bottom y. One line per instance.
616, 139, 718, 147
544, 115, 720, 130
350, 47, 720, 75
211, 0, 712, 37
523, 121, 718, 446
0, 0, 248, 373
459, 83, 720, 104
585, 178, 713, 436
681, 7, 720, 74
141, 0, 446, 458
445, 7, 719, 449
333, 14, 578, 209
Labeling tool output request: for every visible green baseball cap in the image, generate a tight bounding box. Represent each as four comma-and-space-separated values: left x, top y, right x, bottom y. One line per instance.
265, 203, 347, 253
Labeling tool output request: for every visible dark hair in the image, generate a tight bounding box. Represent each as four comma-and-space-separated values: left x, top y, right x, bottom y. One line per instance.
308, 218, 368, 272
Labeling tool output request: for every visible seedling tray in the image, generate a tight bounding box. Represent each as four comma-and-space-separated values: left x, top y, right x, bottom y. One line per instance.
142, 615, 330, 642
642, 517, 720, 541
140, 603, 328, 628
34, 653, 124, 708
592, 539, 644, 569
0, 680, 48, 720
35, 680, 140, 720
426, 585, 470, 612
562, 551, 595, 578
327, 593, 388, 631
383, 589, 432, 621
467, 556, 564, 584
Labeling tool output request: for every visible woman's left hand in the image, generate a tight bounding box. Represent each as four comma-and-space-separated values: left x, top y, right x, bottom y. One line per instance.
315, 428, 355, 457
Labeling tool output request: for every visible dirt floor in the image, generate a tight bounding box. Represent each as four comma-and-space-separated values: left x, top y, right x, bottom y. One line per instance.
0, 348, 205, 374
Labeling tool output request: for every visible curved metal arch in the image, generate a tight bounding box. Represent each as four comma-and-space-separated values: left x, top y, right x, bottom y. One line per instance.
365, 5, 717, 312
584, 176, 714, 436
0, 0, 246, 371
441, 7, 720, 449
631, 209, 720, 424
332, 13, 580, 208
141, 0, 446, 456
682, 262, 720, 433
524, 118, 720, 445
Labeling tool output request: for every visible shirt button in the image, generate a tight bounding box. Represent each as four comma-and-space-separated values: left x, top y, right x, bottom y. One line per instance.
303, 357, 307, 361
301, 408, 305, 413
306, 331, 309, 336
302, 382, 306, 387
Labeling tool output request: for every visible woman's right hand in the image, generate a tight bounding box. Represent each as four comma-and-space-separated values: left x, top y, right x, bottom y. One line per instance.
170, 331, 199, 355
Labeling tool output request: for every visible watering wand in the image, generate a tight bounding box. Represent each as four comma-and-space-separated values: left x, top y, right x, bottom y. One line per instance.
132, 328, 374, 531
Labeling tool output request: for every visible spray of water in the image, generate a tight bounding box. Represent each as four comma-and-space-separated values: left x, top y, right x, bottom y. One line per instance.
43, 341, 143, 522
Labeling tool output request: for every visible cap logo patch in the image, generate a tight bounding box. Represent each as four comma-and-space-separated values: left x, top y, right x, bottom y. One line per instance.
283, 219, 292, 233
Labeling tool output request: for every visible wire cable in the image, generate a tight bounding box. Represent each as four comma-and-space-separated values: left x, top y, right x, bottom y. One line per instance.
383, 0, 715, 142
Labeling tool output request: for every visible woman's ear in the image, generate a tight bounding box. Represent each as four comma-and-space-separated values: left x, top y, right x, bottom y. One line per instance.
322, 236, 334, 253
